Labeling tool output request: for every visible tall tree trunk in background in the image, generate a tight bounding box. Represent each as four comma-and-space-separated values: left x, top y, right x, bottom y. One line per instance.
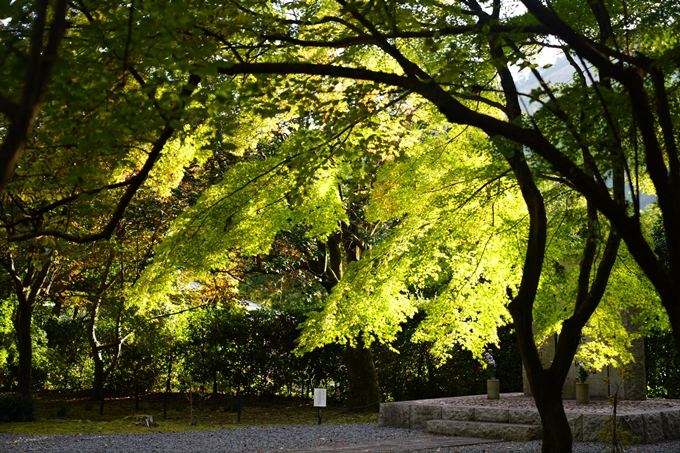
1, 252, 52, 396
346, 336, 380, 412
315, 231, 381, 412
15, 292, 34, 396
92, 352, 106, 400
87, 251, 123, 400
89, 332, 123, 400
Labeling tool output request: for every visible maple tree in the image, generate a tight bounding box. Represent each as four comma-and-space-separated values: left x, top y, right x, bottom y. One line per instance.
1, 2, 678, 450
163, 1, 676, 450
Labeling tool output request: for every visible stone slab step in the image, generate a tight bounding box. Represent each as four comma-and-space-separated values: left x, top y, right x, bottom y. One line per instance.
427, 419, 542, 441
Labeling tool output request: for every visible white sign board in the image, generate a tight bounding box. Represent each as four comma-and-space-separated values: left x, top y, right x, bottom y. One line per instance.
314, 388, 327, 407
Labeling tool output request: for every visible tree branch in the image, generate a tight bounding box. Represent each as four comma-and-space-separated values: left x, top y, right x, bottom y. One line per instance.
0, 0, 68, 192
1, 178, 137, 230
7, 75, 202, 243
215, 61, 668, 300
262, 24, 551, 48
335, 0, 429, 81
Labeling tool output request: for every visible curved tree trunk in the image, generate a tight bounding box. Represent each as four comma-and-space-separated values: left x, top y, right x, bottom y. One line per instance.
479, 18, 623, 449
87, 251, 123, 400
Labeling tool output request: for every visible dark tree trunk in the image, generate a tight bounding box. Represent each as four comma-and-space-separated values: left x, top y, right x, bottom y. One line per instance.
163, 353, 173, 419
313, 232, 381, 412
346, 337, 380, 412
89, 340, 122, 400
0, 0, 68, 192
15, 292, 32, 396
91, 353, 105, 401
2, 252, 52, 397
478, 23, 621, 451
534, 382, 573, 450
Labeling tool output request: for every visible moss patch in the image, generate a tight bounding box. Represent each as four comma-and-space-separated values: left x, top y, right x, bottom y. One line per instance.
0, 392, 378, 435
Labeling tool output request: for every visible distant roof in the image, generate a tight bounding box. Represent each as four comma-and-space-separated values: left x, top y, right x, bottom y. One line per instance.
239, 300, 263, 311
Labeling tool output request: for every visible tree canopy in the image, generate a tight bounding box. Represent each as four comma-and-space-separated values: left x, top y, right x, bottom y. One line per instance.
2, 1, 680, 451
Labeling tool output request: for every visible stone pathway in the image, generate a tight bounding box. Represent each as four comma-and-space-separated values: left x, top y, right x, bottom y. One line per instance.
380, 394, 680, 443
403, 393, 680, 415
289, 436, 500, 453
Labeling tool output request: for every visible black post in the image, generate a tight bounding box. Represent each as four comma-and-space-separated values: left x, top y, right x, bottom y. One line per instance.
135, 382, 139, 410
237, 390, 242, 423
163, 392, 168, 420
317, 408, 322, 425
99, 388, 105, 416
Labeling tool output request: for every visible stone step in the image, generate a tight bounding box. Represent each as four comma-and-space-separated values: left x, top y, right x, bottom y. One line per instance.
427, 419, 542, 441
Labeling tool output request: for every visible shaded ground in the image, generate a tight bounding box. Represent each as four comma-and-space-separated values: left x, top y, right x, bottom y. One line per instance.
0, 391, 377, 434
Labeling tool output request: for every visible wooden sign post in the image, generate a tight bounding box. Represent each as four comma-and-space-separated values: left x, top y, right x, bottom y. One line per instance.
314, 388, 327, 425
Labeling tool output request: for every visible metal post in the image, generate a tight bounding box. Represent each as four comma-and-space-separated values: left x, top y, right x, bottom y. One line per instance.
317, 408, 322, 425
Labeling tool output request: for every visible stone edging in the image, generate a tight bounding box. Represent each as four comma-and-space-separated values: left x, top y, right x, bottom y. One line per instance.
379, 396, 680, 443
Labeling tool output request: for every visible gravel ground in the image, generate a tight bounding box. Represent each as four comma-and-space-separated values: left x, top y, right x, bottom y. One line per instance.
0, 423, 423, 453
2, 423, 680, 453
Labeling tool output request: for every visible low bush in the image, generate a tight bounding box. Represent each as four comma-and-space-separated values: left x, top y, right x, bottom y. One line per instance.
0, 393, 36, 422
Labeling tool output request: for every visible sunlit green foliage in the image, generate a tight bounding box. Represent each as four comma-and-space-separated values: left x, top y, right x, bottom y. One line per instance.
3, 3, 680, 439
299, 114, 521, 358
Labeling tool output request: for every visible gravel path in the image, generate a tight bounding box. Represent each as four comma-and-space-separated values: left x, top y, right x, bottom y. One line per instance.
2, 423, 680, 453
0, 423, 425, 453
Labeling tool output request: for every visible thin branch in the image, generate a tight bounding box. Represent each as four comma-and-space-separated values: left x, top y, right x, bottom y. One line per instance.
335, 0, 430, 81
262, 24, 550, 48
451, 90, 506, 113
1, 178, 137, 230
121, 0, 135, 83
148, 302, 214, 321
650, 68, 680, 182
